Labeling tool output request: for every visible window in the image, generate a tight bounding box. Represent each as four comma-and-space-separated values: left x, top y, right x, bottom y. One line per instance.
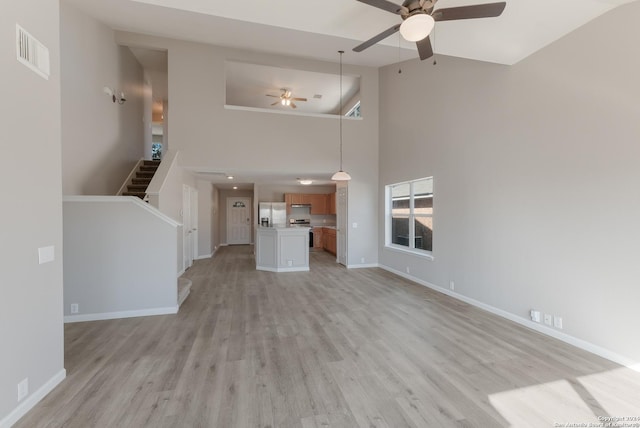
386, 177, 433, 255
345, 101, 361, 118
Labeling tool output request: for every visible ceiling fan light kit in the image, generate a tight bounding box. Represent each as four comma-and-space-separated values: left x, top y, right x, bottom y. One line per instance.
354, 0, 506, 60
400, 14, 434, 41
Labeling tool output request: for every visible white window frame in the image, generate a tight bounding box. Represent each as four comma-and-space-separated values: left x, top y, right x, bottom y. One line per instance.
385, 177, 434, 260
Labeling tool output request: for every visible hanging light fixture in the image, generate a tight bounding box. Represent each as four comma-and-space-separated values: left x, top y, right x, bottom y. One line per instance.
331, 50, 351, 181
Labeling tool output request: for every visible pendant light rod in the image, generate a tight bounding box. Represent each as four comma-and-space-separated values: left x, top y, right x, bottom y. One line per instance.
339, 50, 343, 171
332, 50, 351, 181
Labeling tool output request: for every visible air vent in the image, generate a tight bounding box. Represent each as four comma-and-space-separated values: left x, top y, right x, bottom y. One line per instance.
313, 94, 322, 99
16, 24, 50, 80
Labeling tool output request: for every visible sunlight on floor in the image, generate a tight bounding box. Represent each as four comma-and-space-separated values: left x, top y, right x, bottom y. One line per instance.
489, 367, 640, 427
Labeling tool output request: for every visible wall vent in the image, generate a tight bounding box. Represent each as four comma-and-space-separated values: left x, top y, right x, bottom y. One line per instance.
16, 24, 50, 80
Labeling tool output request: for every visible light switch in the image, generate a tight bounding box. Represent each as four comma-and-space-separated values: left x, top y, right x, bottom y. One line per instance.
352, 222, 358, 228
38, 245, 55, 264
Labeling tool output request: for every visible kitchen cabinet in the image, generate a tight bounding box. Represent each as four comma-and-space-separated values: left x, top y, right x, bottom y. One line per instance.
309, 194, 327, 215
323, 227, 337, 255
327, 193, 336, 215
312, 227, 323, 249
285, 193, 332, 215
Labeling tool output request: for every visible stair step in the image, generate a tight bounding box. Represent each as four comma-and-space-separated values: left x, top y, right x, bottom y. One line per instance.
123, 191, 146, 199
140, 165, 158, 172
136, 171, 155, 178
143, 160, 161, 166
132, 177, 151, 184
127, 184, 148, 191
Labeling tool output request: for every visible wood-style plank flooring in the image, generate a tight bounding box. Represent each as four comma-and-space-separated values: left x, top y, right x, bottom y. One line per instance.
17, 246, 640, 427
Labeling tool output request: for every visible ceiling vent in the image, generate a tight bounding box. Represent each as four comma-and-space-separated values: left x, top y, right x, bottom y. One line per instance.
313, 94, 322, 99
16, 24, 50, 80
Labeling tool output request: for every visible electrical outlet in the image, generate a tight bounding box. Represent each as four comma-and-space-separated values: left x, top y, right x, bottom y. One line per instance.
406, 267, 410, 274
70, 303, 79, 314
530, 310, 541, 323
352, 222, 358, 228
18, 378, 28, 402
449, 281, 455, 291
543, 314, 552, 326
554, 316, 563, 329
360, 257, 365, 263
287, 260, 293, 267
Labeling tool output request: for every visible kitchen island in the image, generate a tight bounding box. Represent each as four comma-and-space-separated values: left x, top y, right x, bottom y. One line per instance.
255, 226, 310, 272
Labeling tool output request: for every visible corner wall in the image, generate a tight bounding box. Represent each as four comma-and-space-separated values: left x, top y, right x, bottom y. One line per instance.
0, 1, 65, 424
378, 2, 640, 364
60, 2, 144, 195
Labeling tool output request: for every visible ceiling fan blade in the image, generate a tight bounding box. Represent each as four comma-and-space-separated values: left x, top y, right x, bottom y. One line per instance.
432, 2, 506, 21
266, 94, 279, 98
356, 0, 405, 15
292, 98, 307, 102
353, 23, 401, 52
291, 102, 297, 109
416, 36, 433, 60
271, 101, 279, 106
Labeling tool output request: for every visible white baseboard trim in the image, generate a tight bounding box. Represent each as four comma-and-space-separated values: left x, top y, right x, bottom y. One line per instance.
195, 253, 213, 260
379, 265, 639, 371
64, 306, 178, 323
346, 263, 380, 269
177, 268, 186, 278
0, 368, 66, 428
256, 265, 310, 273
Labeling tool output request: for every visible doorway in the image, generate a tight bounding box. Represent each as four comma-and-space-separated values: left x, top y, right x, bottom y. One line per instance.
227, 197, 252, 245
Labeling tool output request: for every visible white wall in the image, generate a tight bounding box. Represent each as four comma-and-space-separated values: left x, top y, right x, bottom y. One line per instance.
0, 1, 65, 425
63, 197, 179, 320
378, 2, 640, 364
60, 3, 144, 195
115, 31, 380, 268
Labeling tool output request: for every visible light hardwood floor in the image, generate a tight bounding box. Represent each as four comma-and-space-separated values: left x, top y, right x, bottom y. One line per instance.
17, 246, 640, 427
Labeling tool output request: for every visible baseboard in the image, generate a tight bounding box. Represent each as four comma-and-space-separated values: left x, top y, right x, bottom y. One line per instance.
379, 265, 640, 371
0, 368, 66, 428
177, 268, 185, 278
64, 306, 178, 323
195, 253, 213, 260
346, 263, 380, 269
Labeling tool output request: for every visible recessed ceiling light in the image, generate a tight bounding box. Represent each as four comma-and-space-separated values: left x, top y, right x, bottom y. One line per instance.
298, 179, 313, 185
233, 186, 238, 190
226, 175, 234, 180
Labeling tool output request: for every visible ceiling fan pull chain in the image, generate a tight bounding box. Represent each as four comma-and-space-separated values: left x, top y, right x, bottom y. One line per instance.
433, 25, 437, 66
398, 32, 402, 74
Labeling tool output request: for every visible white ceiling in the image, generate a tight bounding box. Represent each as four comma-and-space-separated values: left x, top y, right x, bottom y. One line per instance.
65, 0, 633, 67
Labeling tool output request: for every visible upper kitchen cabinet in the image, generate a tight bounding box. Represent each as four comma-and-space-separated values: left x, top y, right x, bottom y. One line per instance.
309, 194, 327, 215
328, 193, 336, 215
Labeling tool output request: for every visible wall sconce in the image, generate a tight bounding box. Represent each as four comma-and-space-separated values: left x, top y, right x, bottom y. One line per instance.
103, 86, 126, 104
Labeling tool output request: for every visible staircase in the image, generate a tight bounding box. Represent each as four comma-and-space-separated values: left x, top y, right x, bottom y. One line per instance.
122, 160, 161, 199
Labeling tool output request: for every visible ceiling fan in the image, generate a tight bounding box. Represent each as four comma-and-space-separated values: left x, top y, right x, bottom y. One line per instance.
353, 0, 506, 60
266, 89, 307, 109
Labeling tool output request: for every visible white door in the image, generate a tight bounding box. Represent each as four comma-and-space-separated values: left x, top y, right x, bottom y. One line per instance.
337, 184, 348, 266
190, 186, 198, 259
182, 185, 192, 270
227, 197, 252, 245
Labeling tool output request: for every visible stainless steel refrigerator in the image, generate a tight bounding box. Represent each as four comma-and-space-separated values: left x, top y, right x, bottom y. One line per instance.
258, 202, 286, 227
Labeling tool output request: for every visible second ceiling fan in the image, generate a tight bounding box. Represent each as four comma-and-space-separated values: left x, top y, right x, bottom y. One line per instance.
354, 0, 506, 60
266, 89, 307, 109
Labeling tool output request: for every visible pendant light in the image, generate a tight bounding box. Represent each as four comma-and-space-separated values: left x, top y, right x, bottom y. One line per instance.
331, 50, 351, 181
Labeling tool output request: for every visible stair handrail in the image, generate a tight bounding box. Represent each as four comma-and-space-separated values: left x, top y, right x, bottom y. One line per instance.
116, 158, 145, 196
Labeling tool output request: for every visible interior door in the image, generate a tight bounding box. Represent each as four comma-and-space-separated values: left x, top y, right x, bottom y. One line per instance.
227, 197, 252, 245
337, 184, 348, 266
183, 184, 193, 270
190, 186, 198, 259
